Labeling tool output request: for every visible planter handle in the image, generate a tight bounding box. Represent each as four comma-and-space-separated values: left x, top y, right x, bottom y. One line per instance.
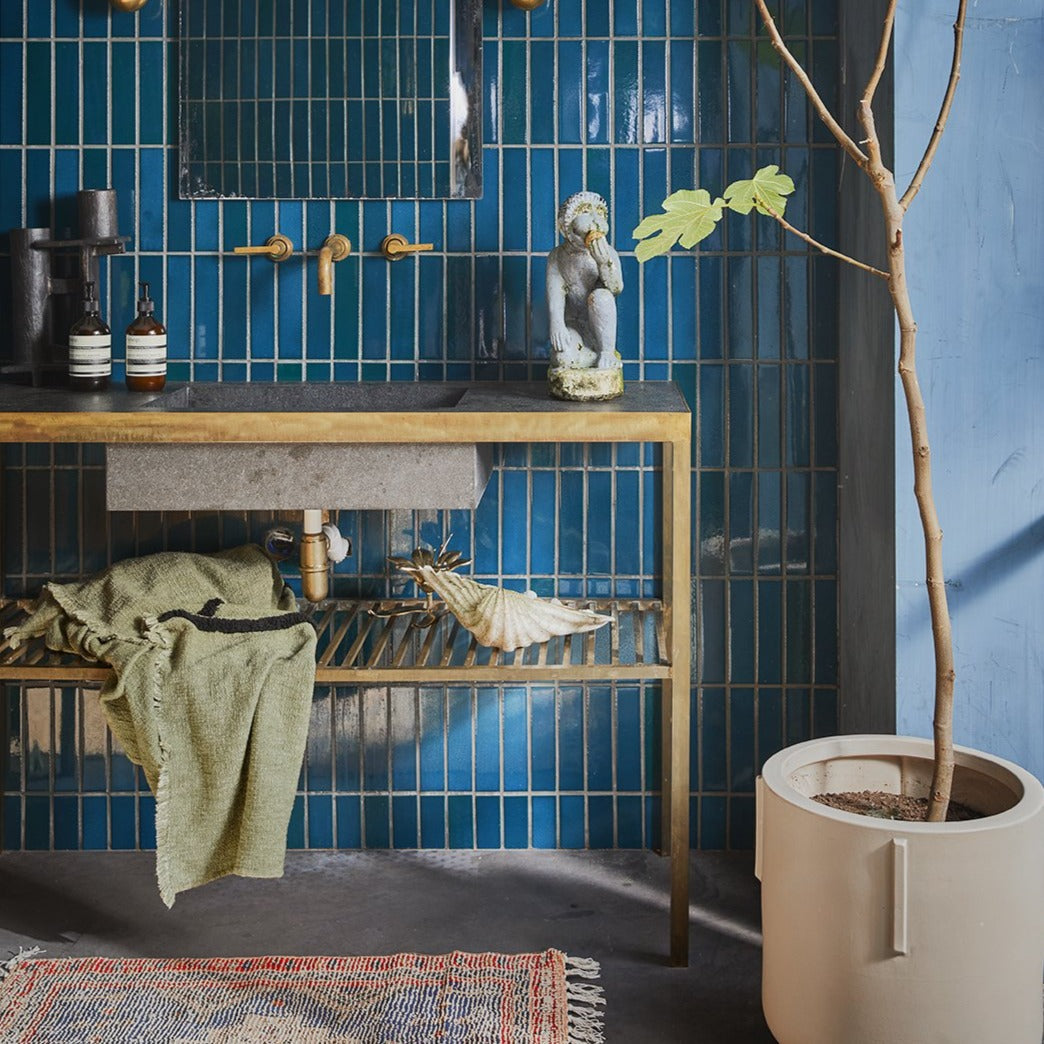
892, 837, 909, 955
755, 776, 764, 882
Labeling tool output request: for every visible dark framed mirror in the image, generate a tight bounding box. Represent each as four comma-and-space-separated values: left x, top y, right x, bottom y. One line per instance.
178, 0, 482, 199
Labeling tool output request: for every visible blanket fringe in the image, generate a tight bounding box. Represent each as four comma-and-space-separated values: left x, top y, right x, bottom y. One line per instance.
565, 955, 605, 1044
1, 946, 42, 981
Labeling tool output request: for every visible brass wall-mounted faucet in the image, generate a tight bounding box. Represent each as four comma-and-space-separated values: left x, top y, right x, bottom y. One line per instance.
317, 235, 352, 295
232, 233, 352, 296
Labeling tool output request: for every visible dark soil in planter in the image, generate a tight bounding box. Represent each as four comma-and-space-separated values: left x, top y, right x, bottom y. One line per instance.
813, 790, 983, 821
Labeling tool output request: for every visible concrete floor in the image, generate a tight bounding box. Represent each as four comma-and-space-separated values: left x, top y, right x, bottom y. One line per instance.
0, 849, 774, 1043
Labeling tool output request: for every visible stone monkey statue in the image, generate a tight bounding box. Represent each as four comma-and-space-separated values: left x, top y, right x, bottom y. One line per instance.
545, 191, 624, 400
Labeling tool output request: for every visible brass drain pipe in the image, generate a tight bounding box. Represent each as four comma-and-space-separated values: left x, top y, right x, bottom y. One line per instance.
301, 510, 330, 602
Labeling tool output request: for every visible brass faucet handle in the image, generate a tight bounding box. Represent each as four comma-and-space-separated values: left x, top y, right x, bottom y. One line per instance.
324, 234, 352, 262
318, 235, 352, 296
380, 233, 434, 261
233, 234, 294, 261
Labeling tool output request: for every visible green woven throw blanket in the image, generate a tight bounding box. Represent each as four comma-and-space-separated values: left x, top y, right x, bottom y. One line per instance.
5, 546, 317, 906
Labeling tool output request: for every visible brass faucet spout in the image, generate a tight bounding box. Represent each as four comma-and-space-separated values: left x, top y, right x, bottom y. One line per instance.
317, 234, 352, 296
318, 246, 333, 296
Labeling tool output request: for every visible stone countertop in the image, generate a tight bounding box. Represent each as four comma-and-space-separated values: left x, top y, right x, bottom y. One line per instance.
0, 381, 689, 414
0, 381, 691, 444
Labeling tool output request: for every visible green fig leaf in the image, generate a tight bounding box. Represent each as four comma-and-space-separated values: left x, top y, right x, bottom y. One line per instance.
632, 189, 726, 262
723, 164, 795, 217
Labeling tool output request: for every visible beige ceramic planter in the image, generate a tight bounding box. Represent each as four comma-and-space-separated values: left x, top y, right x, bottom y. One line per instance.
756, 735, 1044, 1044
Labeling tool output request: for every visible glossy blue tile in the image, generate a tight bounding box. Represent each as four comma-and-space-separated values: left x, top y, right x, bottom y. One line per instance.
559, 796, 584, 848
700, 579, 727, 684
669, 40, 696, 143
336, 796, 362, 848
80, 795, 106, 850
586, 39, 610, 144
24, 795, 49, 851
582, 794, 609, 848
530, 795, 554, 848
139, 797, 157, 847
641, 469, 659, 582
418, 795, 445, 848
3, 796, 20, 850
308, 795, 334, 848
812, 471, 837, 575
447, 795, 473, 847
446, 688, 473, 792
785, 364, 811, 466
613, 471, 641, 576
558, 687, 584, 791
0, 44, 21, 146
755, 688, 783, 769
616, 795, 643, 848
585, 686, 612, 791
699, 471, 725, 576
609, 686, 637, 795
501, 40, 527, 146
558, 471, 584, 576
0, 3, 22, 37
811, 38, 839, 145
586, 471, 612, 575
813, 363, 837, 467
700, 688, 727, 791
785, 688, 811, 746
815, 580, 838, 684
642, 41, 667, 143
110, 796, 136, 850
363, 795, 390, 848
391, 796, 417, 848
672, 0, 696, 37
474, 795, 498, 848
475, 688, 499, 791
609, 40, 639, 145
25, 42, 50, 146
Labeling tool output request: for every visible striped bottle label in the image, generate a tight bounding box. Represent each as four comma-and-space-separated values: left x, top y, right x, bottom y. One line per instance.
69, 335, 112, 378
126, 334, 168, 377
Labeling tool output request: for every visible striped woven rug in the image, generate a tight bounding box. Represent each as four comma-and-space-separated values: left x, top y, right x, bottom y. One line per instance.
0, 949, 604, 1043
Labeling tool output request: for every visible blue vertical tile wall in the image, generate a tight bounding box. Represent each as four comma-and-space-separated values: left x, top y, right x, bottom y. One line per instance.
0, 1, 839, 853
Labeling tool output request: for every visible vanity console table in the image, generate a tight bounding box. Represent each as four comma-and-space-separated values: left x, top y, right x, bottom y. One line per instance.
0, 381, 692, 966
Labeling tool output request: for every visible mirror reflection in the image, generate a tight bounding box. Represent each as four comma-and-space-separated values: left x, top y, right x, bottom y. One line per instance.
178, 0, 481, 200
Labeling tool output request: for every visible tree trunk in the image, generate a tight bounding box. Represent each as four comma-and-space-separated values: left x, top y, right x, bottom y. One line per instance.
879, 185, 956, 822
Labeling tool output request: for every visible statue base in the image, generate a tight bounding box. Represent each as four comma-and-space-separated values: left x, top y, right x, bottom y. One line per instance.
548, 366, 624, 403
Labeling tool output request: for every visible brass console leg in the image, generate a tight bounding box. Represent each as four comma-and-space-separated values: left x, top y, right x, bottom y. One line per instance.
663, 434, 692, 967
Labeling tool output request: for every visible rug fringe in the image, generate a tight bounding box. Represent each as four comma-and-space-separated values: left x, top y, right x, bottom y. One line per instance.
0, 946, 42, 981
565, 955, 605, 1044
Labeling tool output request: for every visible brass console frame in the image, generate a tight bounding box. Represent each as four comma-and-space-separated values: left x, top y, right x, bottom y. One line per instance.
0, 382, 692, 965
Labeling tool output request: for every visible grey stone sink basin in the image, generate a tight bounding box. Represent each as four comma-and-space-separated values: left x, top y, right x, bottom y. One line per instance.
109, 382, 489, 512
145, 382, 467, 411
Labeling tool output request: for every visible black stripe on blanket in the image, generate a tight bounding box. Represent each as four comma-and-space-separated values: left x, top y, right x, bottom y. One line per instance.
157, 602, 315, 633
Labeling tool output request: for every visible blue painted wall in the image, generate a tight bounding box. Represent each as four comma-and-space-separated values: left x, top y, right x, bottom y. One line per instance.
894, 1, 1044, 778
0, 1, 841, 851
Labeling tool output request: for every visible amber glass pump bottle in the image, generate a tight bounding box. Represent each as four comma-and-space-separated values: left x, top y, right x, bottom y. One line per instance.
125, 281, 167, 392
68, 280, 111, 391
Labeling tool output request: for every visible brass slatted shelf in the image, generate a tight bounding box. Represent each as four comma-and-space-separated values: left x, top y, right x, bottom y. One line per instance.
0, 598, 668, 684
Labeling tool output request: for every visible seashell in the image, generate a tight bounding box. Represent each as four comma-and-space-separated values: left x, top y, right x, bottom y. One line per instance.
411, 565, 611, 651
